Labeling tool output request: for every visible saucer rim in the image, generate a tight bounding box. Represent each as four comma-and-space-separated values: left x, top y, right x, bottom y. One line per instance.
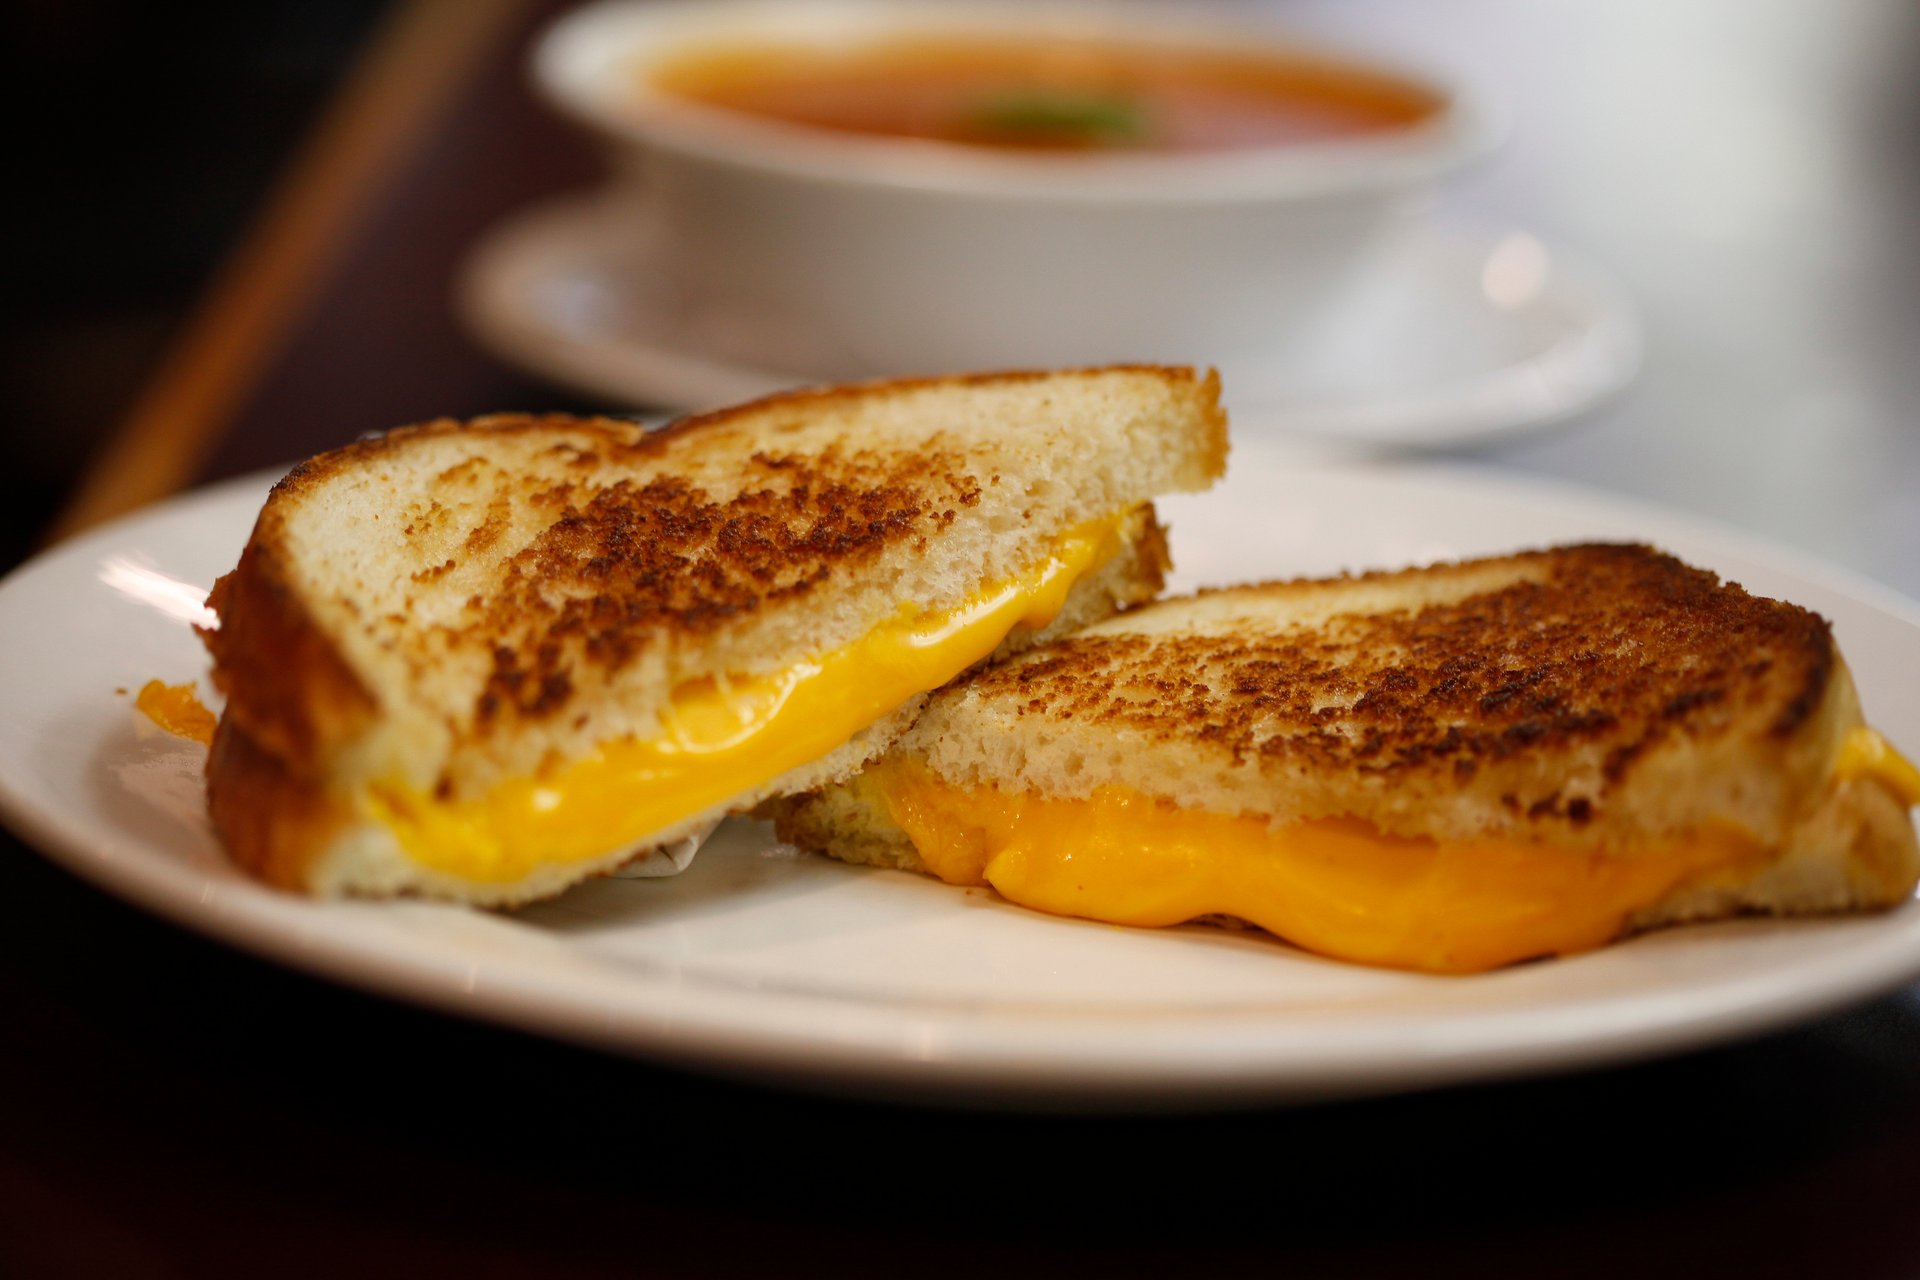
456, 190, 1641, 447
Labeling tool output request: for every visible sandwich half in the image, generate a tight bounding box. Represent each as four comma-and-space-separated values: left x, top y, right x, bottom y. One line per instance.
200, 366, 1228, 904
768, 544, 1920, 972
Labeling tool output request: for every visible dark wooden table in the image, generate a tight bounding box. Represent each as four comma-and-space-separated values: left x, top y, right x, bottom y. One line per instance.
10, 1, 1920, 1274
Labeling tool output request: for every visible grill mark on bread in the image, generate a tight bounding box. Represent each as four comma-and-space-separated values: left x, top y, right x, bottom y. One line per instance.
463, 495, 513, 554
464, 447, 969, 725
970, 545, 1832, 821
268, 414, 999, 730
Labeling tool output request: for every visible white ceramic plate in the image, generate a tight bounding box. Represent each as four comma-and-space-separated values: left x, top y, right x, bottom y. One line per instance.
3, 435, 1916, 1108
458, 192, 1641, 447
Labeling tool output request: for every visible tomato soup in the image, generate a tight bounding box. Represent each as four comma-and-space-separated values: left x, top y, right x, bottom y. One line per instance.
644, 35, 1442, 152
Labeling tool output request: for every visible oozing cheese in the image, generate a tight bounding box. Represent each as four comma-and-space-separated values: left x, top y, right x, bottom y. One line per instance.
863, 730, 1920, 974
1837, 727, 1920, 807
366, 516, 1128, 885
135, 680, 216, 746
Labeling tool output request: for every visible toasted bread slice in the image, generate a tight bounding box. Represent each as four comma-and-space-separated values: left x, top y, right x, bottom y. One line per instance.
768, 544, 1920, 972
201, 366, 1227, 905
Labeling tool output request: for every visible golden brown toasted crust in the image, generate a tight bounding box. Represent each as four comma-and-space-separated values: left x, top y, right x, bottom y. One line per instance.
198, 544, 377, 779
204, 716, 355, 890
959, 544, 1831, 829
199, 537, 375, 891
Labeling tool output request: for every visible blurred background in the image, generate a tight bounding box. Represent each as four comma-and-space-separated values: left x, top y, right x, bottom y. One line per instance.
5, 0, 1917, 581
1, 1, 387, 568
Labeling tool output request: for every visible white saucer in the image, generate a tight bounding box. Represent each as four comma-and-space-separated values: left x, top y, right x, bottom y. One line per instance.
459, 192, 1641, 447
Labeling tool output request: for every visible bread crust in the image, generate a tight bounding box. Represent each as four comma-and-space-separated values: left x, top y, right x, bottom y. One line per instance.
199, 544, 378, 771
204, 716, 356, 891
658, 364, 1230, 484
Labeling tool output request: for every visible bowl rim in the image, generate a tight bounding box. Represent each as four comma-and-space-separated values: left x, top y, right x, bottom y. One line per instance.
531, 0, 1504, 204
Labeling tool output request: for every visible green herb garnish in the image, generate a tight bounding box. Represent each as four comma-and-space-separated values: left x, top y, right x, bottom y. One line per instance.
961, 91, 1148, 147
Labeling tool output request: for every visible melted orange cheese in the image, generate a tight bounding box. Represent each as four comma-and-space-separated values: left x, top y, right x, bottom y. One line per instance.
1837, 727, 1920, 807
866, 760, 1779, 974
868, 729, 1920, 974
135, 680, 216, 746
369, 515, 1128, 885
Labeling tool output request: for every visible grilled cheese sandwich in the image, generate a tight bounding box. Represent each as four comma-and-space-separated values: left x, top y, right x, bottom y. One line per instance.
769, 544, 1920, 972
199, 367, 1228, 904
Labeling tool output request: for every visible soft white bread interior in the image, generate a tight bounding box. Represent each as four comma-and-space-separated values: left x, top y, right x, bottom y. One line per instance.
201, 366, 1227, 905
769, 544, 1920, 957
